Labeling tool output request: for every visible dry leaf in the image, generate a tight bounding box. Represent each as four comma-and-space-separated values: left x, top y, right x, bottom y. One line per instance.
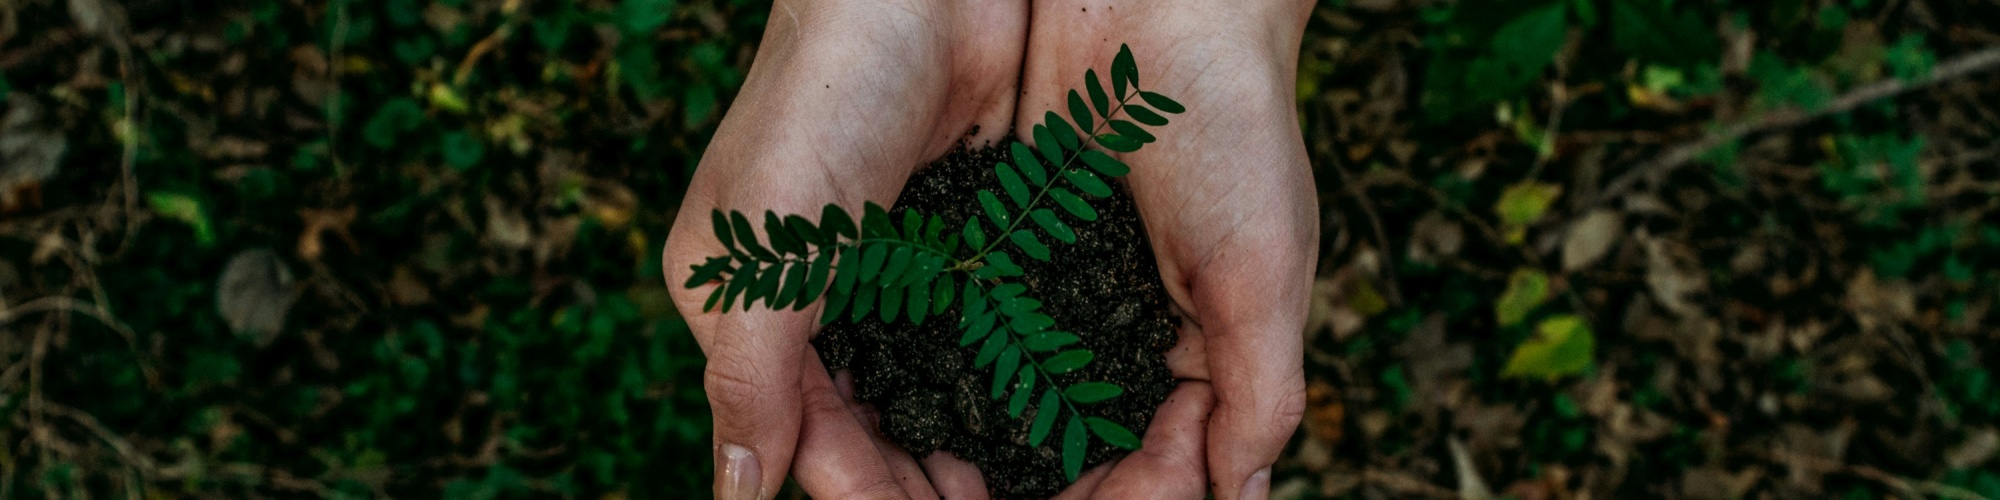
1449, 437, 1497, 500
1409, 211, 1465, 264
217, 248, 297, 346
1640, 232, 1708, 317
1, 96, 66, 210
1944, 428, 1998, 469
1560, 209, 1622, 271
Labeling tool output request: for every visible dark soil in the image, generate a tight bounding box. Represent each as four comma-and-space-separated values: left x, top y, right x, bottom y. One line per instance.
812, 139, 1179, 498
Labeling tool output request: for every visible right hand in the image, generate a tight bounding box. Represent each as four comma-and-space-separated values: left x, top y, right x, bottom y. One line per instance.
661, 0, 1026, 498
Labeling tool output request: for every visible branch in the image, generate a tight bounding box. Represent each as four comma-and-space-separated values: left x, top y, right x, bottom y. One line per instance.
1588, 46, 2000, 208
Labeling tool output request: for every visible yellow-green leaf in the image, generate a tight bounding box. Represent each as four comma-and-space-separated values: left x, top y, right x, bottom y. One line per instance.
1494, 181, 1562, 228
147, 192, 215, 246
1494, 268, 1550, 327
1501, 315, 1596, 381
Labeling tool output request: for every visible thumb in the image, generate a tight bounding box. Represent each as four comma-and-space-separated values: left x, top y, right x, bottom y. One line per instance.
667, 208, 823, 500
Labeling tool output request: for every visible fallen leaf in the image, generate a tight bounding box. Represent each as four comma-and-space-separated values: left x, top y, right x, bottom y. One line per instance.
1, 96, 66, 210
1560, 209, 1622, 271
1640, 232, 1707, 317
217, 248, 297, 346
1448, 437, 1497, 500
1408, 211, 1465, 263
1495, 181, 1562, 244
1501, 314, 1595, 381
1495, 268, 1551, 327
1945, 428, 1998, 470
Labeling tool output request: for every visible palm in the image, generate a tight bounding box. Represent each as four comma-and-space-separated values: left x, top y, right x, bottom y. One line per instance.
662, 0, 1025, 498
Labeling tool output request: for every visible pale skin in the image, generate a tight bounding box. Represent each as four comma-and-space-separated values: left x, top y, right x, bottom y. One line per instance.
662, 0, 1315, 498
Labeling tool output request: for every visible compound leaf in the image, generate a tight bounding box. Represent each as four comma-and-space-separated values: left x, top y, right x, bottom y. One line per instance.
992, 347, 1022, 399
978, 190, 1012, 228
820, 287, 850, 325
1139, 90, 1184, 113
1108, 119, 1154, 143
932, 273, 955, 315
1062, 414, 1087, 480
1111, 45, 1134, 98
998, 162, 1032, 208
703, 285, 726, 312
711, 210, 735, 253
863, 202, 896, 239
880, 246, 914, 284
1065, 169, 1114, 198
907, 278, 930, 324
1008, 369, 1036, 417
723, 264, 755, 311
1046, 111, 1081, 152
964, 218, 988, 249
849, 282, 877, 321
796, 249, 833, 309
1030, 389, 1061, 446
1043, 349, 1093, 374
1068, 90, 1095, 132
879, 282, 903, 322
834, 243, 862, 293
1125, 104, 1168, 126
772, 260, 807, 309
1023, 331, 1080, 352
1011, 142, 1048, 186
1095, 134, 1142, 153
731, 211, 775, 261
766, 211, 804, 256
1008, 312, 1055, 334
1033, 125, 1064, 166
751, 262, 782, 308
784, 214, 823, 247
960, 309, 998, 346
975, 330, 1008, 367
860, 244, 888, 283
1049, 188, 1099, 221
1079, 150, 1130, 177
684, 256, 732, 288
1011, 230, 1050, 261
1086, 69, 1111, 116
821, 204, 857, 240
1085, 417, 1141, 450
1032, 209, 1076, 243
1066, 382, 1123, 403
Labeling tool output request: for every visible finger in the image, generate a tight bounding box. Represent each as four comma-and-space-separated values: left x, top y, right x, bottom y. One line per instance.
1050, 461, 1116, 500
920, 452, 990, 500
834, 371, 941, 500
1092, 382, 1214, 499
1193, 242, 1310, 500
795, 352, 916, 500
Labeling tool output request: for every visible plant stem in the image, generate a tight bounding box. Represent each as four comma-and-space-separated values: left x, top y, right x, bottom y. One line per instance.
967, 91, 1141, 261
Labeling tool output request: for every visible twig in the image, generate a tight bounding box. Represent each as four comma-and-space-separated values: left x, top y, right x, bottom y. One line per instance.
1757, 449, 1993, 500
1363, 468, 1462, 498
1588, 46, 2000, 208
1326, 157, 1404, 306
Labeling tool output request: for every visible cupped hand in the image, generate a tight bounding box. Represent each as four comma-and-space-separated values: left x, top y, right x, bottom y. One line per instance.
1015, 1, 1317, 498
661, 0, 1026, 498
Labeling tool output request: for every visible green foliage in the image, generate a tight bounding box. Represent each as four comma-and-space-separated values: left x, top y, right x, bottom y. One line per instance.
687, 44, 1176, 482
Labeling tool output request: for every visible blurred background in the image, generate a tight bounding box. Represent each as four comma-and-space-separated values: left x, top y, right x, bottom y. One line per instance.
2, 0, 1998, 498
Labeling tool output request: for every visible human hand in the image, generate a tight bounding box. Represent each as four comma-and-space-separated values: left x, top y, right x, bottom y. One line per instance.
661, 0, 1026, 498
1012, 1, 1317, 498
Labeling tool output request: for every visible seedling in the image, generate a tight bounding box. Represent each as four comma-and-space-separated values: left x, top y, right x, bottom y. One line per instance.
683, 44, 1183, 482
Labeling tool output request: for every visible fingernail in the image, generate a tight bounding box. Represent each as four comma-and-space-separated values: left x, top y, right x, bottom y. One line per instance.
1238, 467, 1271, 500
717, 443, 761, 500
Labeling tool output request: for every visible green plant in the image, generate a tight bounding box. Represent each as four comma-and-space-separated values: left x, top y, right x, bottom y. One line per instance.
682, 44, 1181, 482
